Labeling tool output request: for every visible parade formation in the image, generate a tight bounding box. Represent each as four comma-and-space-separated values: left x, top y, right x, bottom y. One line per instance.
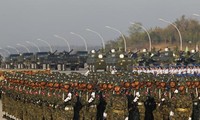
0, 65, 199, 120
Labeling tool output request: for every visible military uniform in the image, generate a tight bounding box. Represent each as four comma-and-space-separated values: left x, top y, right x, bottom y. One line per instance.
170, 88, 192, 120
108, 82, 128, 120
191, 96, 200, 120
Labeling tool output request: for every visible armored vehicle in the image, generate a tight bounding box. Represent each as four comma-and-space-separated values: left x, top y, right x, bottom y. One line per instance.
136, 49, 151, 66
5, 54, 20, 69
31, 52, 49, 69
86, 50, 106, 72
75, 51, 88, 68
43, 50, 59, 70
17, 53, 34, 69
115, 52, 133, 71
159, 47, 174, 66
184, 50, 199, 65
66, 53, 81, 70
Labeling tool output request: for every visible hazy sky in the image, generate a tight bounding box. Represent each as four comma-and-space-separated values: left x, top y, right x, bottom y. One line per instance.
0, 0, 200, 53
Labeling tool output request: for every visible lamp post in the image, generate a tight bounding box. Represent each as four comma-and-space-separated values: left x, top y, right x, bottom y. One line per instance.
86, 28, 105, 50
159, 18, 183, 51
26, 41, 41, 52
70, 32, 88, 51
130, 22, 152, 51
54, 34, 71, 52
37, 39, 53, 52
193, 13, 200, 17
192, 14, 200, 51
0, 47, 11, 54
105, 26, 127, 52
7, 45, 20, 54
17, 43, 30, 53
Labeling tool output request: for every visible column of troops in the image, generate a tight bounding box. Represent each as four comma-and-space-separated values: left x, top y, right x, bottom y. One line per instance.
0, 70, 200, 120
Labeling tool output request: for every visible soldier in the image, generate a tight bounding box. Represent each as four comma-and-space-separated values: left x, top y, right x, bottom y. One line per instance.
144, 92, 156, 120
109, 82, 128, 120
84, 80, 98, 120
96, 91, 107, 120
170, 82, 193, 120
73, 91, 83, 120
127, 91, 140, 120
158, 94, 171, 120
191, 93, 200, 120
78, 78, 88, 120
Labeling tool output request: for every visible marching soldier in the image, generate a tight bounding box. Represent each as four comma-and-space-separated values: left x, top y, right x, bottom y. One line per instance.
191, 93, 200, 120
85, 80, 98, 120
170, 82, 193, 120
109, 82, 128, 120
144, 92, 156, 120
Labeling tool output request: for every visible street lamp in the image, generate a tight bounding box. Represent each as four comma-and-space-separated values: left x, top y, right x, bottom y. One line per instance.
37, 39, 53, 52
26, 41, 41, 52
70, 32, 88, 51
86, 28, 105, 50
17, 43, 30, 53
7, 45, 20, 54
193, 13, 200, 17
192, 14, 200, 52
159, 18, 183, 51
54, 34, 71, 52
0, 52, 4, 57
0, 47, 11, 54
105, 26, 127, 52
130, 22, 152, 51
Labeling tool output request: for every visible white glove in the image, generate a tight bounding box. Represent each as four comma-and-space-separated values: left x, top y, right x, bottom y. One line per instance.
133, 96, 139, 102
91, 92, 95, 98
88, 97, 94, 103
188, 117, 191, 120
136, 92, 140, 97
198, 97, 200, 100
174, 89, 178, 94
103, 112, 107, 118
161, 98, 165, 101
125, 117, 128, 120
64, 92, 72, 102
170, 111, 174, 116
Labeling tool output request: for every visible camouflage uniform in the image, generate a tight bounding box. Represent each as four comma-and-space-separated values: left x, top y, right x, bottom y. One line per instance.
170, 88, 192, 120
108, 82, 128, 120
191, 97, 200, 120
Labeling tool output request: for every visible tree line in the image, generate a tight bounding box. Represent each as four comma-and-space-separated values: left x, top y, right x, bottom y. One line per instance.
105, 15, 200, 51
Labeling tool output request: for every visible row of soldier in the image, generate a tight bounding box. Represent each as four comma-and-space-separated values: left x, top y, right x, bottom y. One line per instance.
132, 65, 200, 75
0, 70, 200, 120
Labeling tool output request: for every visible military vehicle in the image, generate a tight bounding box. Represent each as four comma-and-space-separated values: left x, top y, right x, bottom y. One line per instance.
5, 54, 20, 69
17, 53, 34, 69
75, 51, 88, 68
149, 49, 162, 66
159, 47, 174, 66
136, 48, 151, 66
86, 50, 106, 72
31, 52, 49, 69
58, 49, 75, 71
43, 50, 59, 70
115, 52, 133, 71
183, 50, 199, 65
66, 53, 81, 70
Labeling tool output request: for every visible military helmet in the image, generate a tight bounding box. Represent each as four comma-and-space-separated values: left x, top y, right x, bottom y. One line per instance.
114, 82, 121, 93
